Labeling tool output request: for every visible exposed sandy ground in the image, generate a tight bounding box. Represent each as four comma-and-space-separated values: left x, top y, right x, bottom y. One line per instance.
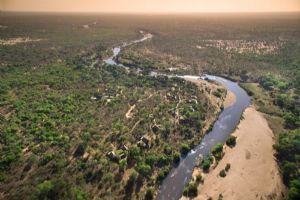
125, 104, 136, 119
185, 107, 285, 200
224, 90, 236, 109
0, 37, 44, 45
0, 25, 8, 29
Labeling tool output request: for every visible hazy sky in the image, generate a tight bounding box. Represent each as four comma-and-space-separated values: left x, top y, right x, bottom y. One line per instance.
1, 0, 300, 13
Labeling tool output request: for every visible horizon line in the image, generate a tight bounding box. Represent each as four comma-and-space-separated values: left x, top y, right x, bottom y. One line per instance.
1, 10, 300, 15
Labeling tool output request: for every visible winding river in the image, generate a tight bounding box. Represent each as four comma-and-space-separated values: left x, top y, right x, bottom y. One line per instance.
104, 32, 251, 200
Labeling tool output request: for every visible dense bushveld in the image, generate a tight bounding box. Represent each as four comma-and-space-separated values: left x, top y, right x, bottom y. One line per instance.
0, 12, 299, 199
0, 62, 219, 199
0, 13, 226, 199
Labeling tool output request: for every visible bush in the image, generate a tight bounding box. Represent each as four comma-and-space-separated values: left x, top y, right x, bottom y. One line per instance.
226, 136, 236, 148
127, 146, 141, 163
288, 179, 300, 200
145, 187, 154, 200
156, 167, 170, 183
284, 112, 300, 129
201, 159, 211, 172
273, 129, 300, 198
183, 182, 198, 198
157, 155, 169, 167
225, 163, 231, 172
195, 174, 203, 183
145, 154, 158, 167
211, 143, 224, 161
36, 178, 74, 200
180, 143, 191, 155
173, 151, 181, 164
136, 163, 152, 177
119, 159, 127, 172
213, 90, 222, 98
219, 169, 226, 177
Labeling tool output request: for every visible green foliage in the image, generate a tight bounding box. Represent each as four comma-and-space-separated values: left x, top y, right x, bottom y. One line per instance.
211, 143, 224, 161
127, 146, 141, 163
119, 159, 127, 172
36, 178, 81, 200
213, 90, 222, 98
172, 151, 181, 164
226, 136, 237, 148
156, 167, 171, 183
183, 182, 198, 198
39, 153, 54, 166
284, 112, 300, 129
136, 163, 152, 177
157, 155, 169, 167
145, 153, 158, 167
259, 74, 288, 91
180, 143, 191, 155
201, 158, 212, 172
274, 129, 300, 197
288, 179, 300, 200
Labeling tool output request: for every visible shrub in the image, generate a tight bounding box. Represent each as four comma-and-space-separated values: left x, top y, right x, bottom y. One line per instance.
273, 129, 300, 198
145, 154, 158, 167
145, 187, 154, 200
218, 194, 224, 200
127, 146, 141, 163
36, 178, 74, 200
183, 182, 198, 198
211, 143, 224, 161
213, 90, 222, 98
73, 188, 89, 200
173, 151, 181, 164
37, 180, 54, 199
136, 163, 152, 177
288, 179, 300, 200
73, 144, 85, 158
226, 136, 236, 148
157, 155, 169, 167
180, 143, 191, 155
284, 112, 300, 129
201, 159, 211, 172
156, 167, 170, 183
225, 163, 231, 172
163, 144, 172, 155
119, 159, 127, 172
219, 169, 226, 177
195, 174, 203, 183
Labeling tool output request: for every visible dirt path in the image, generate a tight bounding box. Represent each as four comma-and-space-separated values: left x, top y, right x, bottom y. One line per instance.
0, 37, 45, 45
190, 107, 285, 200
125, 104, 136, 119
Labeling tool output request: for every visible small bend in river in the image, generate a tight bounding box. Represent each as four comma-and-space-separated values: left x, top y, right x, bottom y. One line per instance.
103, 32, 251, 200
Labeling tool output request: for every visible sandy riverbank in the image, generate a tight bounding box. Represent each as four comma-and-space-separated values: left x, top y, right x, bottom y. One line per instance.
182, 106, 285, 200
224, 90, 236, 108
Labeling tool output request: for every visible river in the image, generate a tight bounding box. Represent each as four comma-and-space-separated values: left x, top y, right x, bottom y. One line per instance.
103, 32, 251, 200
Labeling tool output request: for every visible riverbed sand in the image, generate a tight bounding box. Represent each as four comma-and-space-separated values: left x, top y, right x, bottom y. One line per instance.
224, 90, 236, 108
182, 107, 285, 200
